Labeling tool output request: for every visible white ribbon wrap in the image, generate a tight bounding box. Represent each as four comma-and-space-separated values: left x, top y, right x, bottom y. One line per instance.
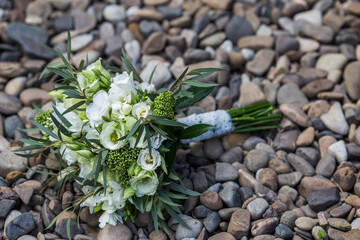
178, 110, 235, 143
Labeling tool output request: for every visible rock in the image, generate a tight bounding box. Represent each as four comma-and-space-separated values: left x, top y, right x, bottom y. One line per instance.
251, 218, 279, 236
175, 216, 202, 240
237, 36, 274, 50
19, 88, 52, 106
201, 0, 231, 10
71, 34, 93, 52
200, 191, 223, 210
142, 32, 167, 54
275, 224, 294, 239
55, 218, 84, 239
316, 154, 336, 178
204, 138, 224, 160
294, 9, 322, 25
328, 218, 351, 231
200, 32, 226, 48
227, 209, 251, 239
308, 100, 330, 119
279, 186, 298, 202
316, 53, 348, 72
333, 166, 356, 192
328, 227, 345, 240
204, 212, 221, 233
307, 188, 340, 212
6, 213, 35, 240
295, 217, 317, 231
242, 136, 265, 151
209, 232, 236, 240
0, 136, 27, 177
287, 153, 315, 175
346, 195, 360, 208
302, 79, 334, 99
4, 115, 24, 138
278, 171, 303, 187
0, 62, 26, 78
71, 50, 100, 67
193, 171, 208, 193
297, 37, 320, 52
330, 204, 352, 218
244, 149, 269, 172
74, 12, 96, 33
149, 230, 167, 240
273, 130, 300, 152
246, 49, 275, 76
225, 16, 253, 44
280, 211, 298, 229
219, 147, 243, 164
312, 226, 328, 240
98, 223, 132, 240
343, 229, 360, 240
246, 198, 269, 220
13, 180, 42, 205
296, 127, 315, 146
140, 60, 171, 88
6, 23, 54, 59
215, 163, 238, 182
0, 199, 16, 218
344, 61, 360, 101
124, 40, 141, 60
4, 76, 27, 96
280, 104, 311, 127
299, 177, 336, 197
103, 5, 126, 22
296, 147, 319, 167
296, 21, 334, 43
346, 1, 360, 15
277, 83, 309, 108
239, 82, 266, 107
276, 36, 299, 54
328, 140, 348, 163
320, 102, 349, 135
257, 168, 278, 191
194, 205, 213, 218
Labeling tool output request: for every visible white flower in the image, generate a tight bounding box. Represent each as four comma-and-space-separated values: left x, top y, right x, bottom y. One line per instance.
129, 170, 159, 197
100, 122, 125, 150
112, 102, 132, 118
138, 82, 155, 92
99, 211, 120, 228
108, 85, 132, 104
111, 71, 136, 96
60, 144, 77, 165
79, 162, 93, 179
86, 90, 110, 127
129, 131, 147, 149
150, 134, 166, 149
53, 103, 83, 137
137, 149, 162, 171
84, 126, 100, 140
132, 102, 150, 119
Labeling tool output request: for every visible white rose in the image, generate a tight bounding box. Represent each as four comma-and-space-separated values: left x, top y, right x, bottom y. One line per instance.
100, 122, 125, 150
132, 102, 150, 119
111, 71, 136, 96
138, 82, 155, 92
60, 144, 78, 165
137, 148, 162, 171
86, 90, 110, 127
129, 170, 159, 197
150, 134, 166, 149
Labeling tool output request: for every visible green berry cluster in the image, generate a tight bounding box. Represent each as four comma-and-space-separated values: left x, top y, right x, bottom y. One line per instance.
35, 110, 54, 139
150, 91, 175, 119
105, 147, 140, 187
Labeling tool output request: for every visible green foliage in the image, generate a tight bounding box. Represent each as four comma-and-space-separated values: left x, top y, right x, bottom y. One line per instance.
317, 229, 327, 240
34, 110, 54, 138
150, 91, 175, 119
105, 147, 140, 187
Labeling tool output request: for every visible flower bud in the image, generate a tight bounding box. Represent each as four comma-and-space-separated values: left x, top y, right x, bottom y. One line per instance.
49, 89, 64, 99
65, 143, 81, 150
123, 186, 136, 200
76, 150, 94, 158
134, 164, 142, 176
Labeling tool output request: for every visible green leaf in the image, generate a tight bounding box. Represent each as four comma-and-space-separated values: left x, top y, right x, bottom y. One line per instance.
45, 207, 72, 230
50, 115, 72, 137
17, 137, 45, 147
147, 115, 187, 127
170, 67, 188, 92
32, 121, 59, 140
146, 198, 153, 212
103, 166, 107, 194
125, 120, 141, 142
170, 183, 201, 196
15, 152, 42, 158
53, 106, 72, 128
78, 59, 85, 71
134, 124, 145, 148
181, 80, 217, 88
187, 68, 226, 75
67, 31, 71, 60
107, 66, 123, 74
164, 205, 191, 230
151, 206, 159, 232
148, 65, 158, 84
157, 191, 181, 207
180, 124, 214, 139
162, 190, 187, 200
13, 144, 44, 152
160, 157, 168, 175
176, 86, 214, 109
46, 67, 72, 79
62, 101, 86, 115
121, 49, 143, 82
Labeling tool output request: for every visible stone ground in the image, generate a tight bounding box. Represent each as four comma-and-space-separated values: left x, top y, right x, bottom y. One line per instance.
1, 0, 360, 239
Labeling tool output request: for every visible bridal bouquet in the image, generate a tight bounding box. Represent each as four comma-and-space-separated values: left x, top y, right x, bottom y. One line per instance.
15, 34, 280, 238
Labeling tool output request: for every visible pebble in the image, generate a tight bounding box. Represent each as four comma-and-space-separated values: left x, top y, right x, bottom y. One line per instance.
275, 224, 294, 239
55, 219, 84, 239
19, 88, 52, 106
307, 188, 340, 212
333, 165, 356, 192
344, 61, 360, 101
215, 162, 238, 182
277, 83, 309, 108
0, 199, 16, 218
225, 16, 253, 44
219, 147, 243, 164
320, 101, 349, 135
98, 223, 132, 240
244, 149, 269, 173
4, 115, 24, 139
278, 171, 303, 187
227, 209, 251, 239
71, 34, 93, 52
299, 176, 336, 197
208, 232, 236, 240
328, 218, 351, 231
273, 130, 300, 152
246, 49, 275, 76
6, 213, 35, 240
200, 191, 223, 210
204, 212, 221, 233
316, 154, 336, 178
287, 153, 315, 175
246, 198, 269, 220
295, 217, 317, 231
103, 5, 126, 22
140, 60, 171, 88
175, 216, 202, 240
0, 136, 27, 177
251, 218, 278, 236
239, 82, 266, 107
328, 140, 348, 163
238, 36, 274, 50
280, 104, 311, 127
4, 77, 27, 96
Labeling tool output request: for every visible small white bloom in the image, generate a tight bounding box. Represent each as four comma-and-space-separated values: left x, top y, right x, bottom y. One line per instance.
108, 85, 132, 104
129, 131, 147, 149
137, 149, 162, 171
138, 82, 155, 92
111, 71, 136, 96
79, 162, 93, 179
112, 102, 132, 118
132, 102, 150, 119
100, 122, 125, 150
150, 134, 166, 149
53, 103, 83, 137
99, 211, 119, 228
86, 90, 110, 127
60, 144, 77, 165
84, 126, 100, 140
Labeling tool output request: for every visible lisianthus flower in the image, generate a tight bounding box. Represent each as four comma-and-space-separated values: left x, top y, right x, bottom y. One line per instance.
132, 102, 150, 119
150, 134, 166, 149
111, 71, 136, 96
129, 170, 159, 197
86, 90, 110, 127
100, 122, 125, 150
137, 148, 162, 171
138, 82, 155, 92
53, 103, 83, 137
